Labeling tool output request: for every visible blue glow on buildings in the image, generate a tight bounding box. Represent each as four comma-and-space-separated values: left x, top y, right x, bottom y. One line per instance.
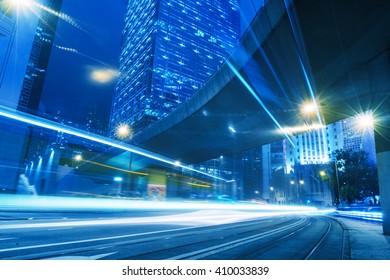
110, 0, 240, 135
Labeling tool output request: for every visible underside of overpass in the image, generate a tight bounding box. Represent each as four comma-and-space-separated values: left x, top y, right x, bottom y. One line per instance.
134, 0, 390, 165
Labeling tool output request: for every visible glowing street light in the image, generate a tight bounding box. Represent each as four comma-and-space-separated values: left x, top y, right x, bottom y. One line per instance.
319, 170, 326, 177
114, 177, 123, 182
357, 112, 375, 130
301, 101, 318, 115
74, 154, 83, 161
116, 123, 132, 139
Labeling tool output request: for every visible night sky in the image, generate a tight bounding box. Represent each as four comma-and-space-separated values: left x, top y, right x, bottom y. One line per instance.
40, 0, 126, 129
40, 0, 260, 132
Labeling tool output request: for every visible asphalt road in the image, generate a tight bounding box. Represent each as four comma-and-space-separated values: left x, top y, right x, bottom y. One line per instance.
0, 210, 348, 260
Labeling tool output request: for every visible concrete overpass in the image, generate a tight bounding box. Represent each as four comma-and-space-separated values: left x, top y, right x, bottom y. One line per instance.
135, 0, 389, 163
132, 0, 390, 233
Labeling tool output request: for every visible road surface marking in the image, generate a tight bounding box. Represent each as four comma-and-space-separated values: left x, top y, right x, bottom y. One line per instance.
167, 218, 307, 260
0, 226, 197, 253
43, 252, 117, 260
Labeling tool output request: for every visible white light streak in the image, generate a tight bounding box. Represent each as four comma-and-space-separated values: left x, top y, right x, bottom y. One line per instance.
0, 105, 228, 182
32, 1, 94, 37
0, 195, 321, 230
228, 126, 237, 133
279, 123, 326, 135
226, 61, 295, 147
55, 45, 112, 68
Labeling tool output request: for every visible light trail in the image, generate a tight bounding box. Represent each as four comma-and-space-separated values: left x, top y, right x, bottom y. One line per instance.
0, 105, 229, 182
282, 0, 323, 126
81, 159, 149, 176
336, 209, 383, 222
0, 194, 320, 216
31, 1, 95, 38
54, 45, 114, 69
5, 0, 93, 36
279, 123, 326, 135
226, 61, 295, 147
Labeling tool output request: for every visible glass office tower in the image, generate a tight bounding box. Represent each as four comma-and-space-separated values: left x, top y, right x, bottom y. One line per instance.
110, 0, 240, 136
17, 0, 63, 114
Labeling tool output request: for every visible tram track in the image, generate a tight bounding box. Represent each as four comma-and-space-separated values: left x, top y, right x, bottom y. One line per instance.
0, 214, 348, 260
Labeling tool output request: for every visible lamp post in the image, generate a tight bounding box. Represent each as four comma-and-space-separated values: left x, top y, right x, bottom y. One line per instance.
290, 180, 299, 203
334, 160, 341, 206
116, 123, 133, 194
270, 186, 274, 203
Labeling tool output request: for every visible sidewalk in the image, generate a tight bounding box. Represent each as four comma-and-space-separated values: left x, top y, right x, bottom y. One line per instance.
336, 217, 390, 260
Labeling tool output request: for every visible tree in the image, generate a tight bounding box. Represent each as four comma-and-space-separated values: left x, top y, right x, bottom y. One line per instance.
332, 149, 378, 204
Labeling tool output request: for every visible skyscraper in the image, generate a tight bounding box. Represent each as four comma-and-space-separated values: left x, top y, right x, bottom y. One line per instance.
110, 0, 240, 136
17, 0, 63, 114
0, 3, 15, 91
1, 0, 40, 108
0, 1, 43, 193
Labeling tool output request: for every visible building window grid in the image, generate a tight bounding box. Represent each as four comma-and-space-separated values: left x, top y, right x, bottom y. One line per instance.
110, 0, 239, 135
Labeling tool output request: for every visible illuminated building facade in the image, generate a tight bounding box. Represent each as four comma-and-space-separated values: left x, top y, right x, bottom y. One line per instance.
284, 115, 376, 173
110, 0, 240, 135
263, 116, 376, 206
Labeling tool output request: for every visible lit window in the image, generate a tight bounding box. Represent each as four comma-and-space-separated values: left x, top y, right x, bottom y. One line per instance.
195, 30, 204, 37
209, 36, 217, 43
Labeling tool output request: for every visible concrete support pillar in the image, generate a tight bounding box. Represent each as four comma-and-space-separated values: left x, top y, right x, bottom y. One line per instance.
377, 151, 390, 234
369, 50, 390, 235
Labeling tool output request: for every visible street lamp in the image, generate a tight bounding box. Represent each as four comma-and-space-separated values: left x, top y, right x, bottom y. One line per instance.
356, 112, 375, 131
116, 123, 132, 140
334, 160, 341, 206
74, 154, 82, 161
301, 101, 318, 115
115, 123, 134, 194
